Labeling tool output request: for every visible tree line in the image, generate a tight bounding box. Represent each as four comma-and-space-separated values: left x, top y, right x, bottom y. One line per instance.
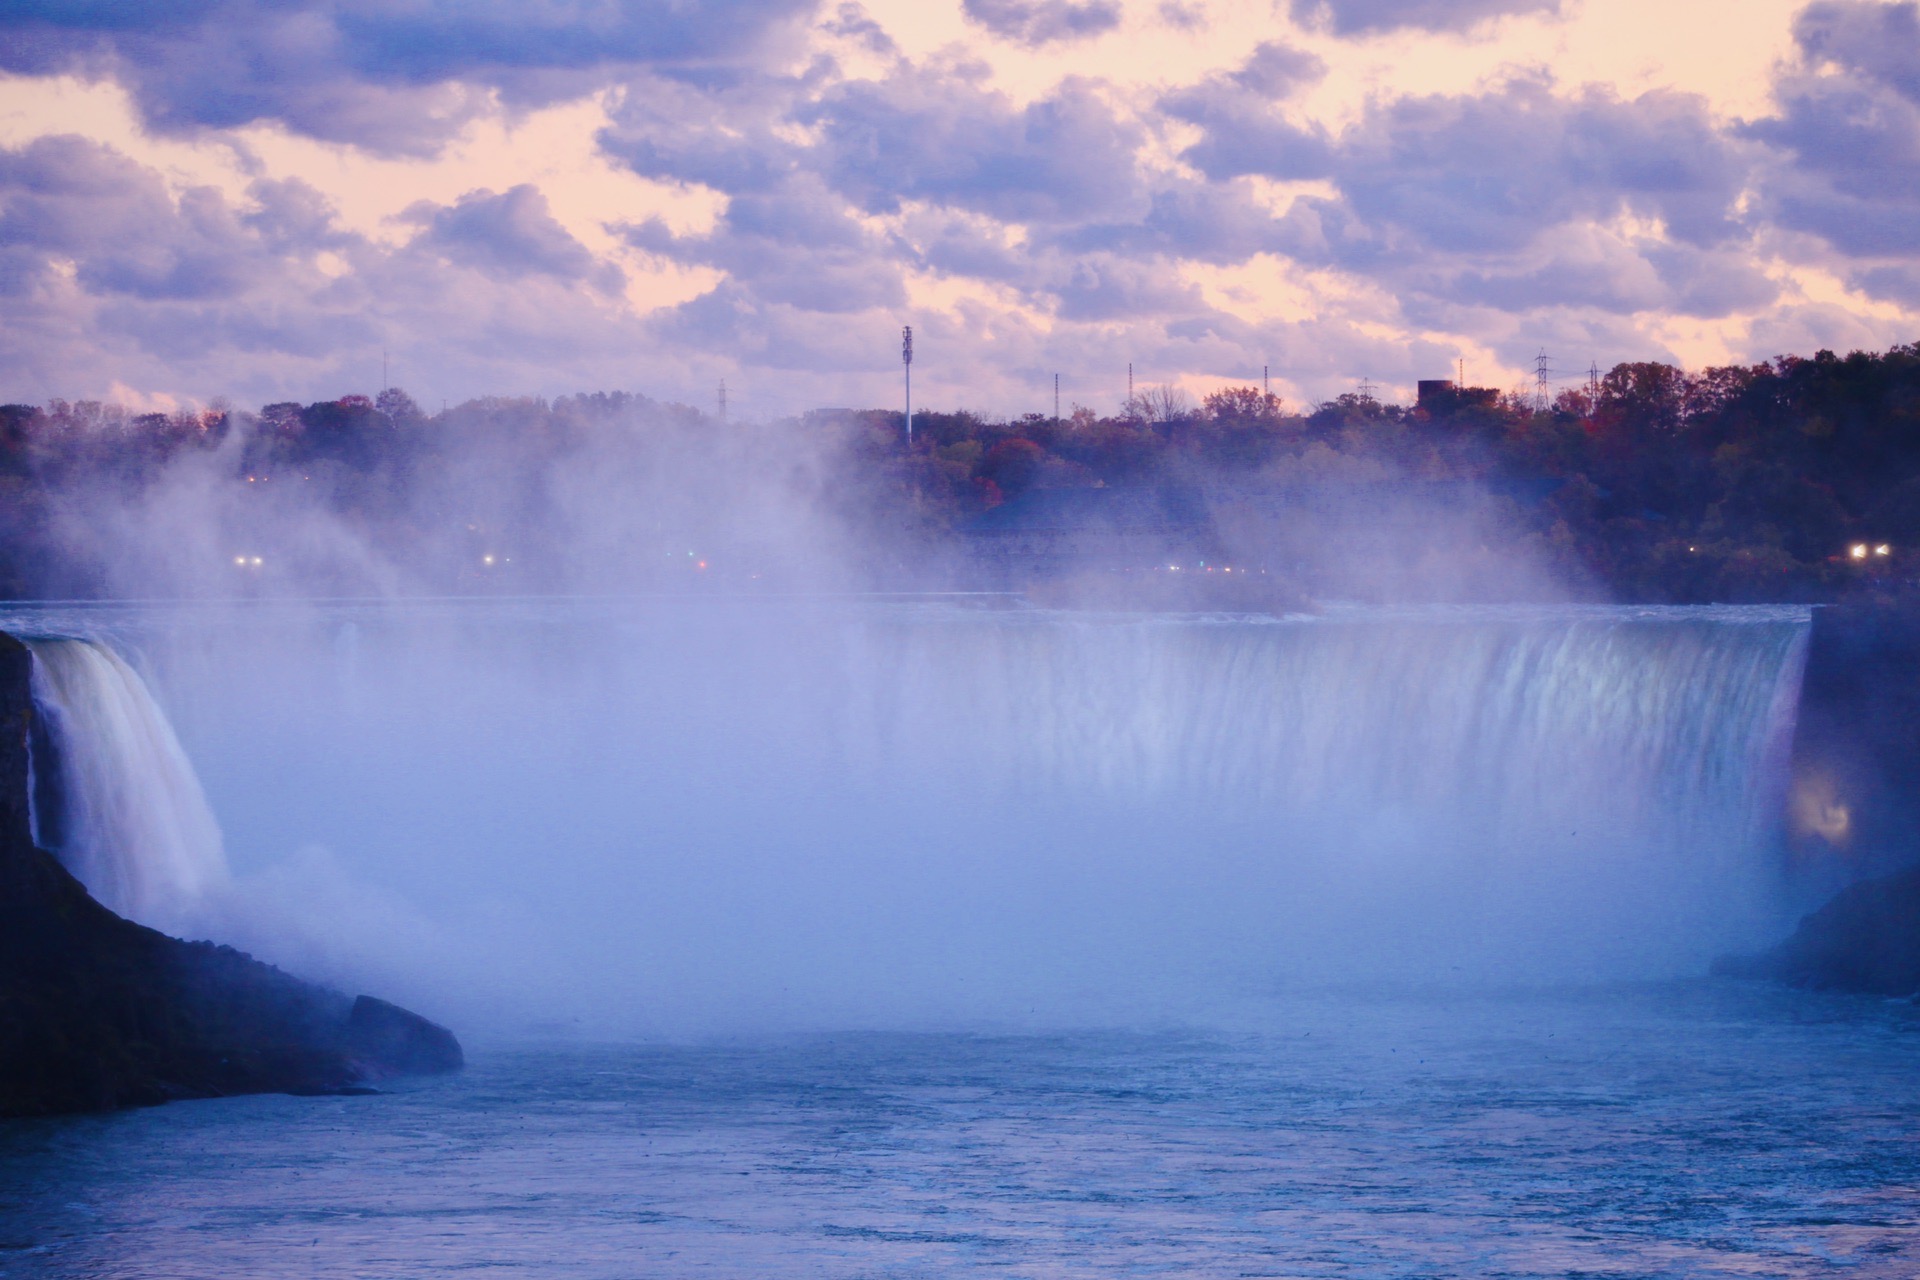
2, 342, 1919, 601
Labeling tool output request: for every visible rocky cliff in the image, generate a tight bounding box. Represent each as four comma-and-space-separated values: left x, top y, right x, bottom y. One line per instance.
1715, 865, 1920, 996
0, 634, 460, 1117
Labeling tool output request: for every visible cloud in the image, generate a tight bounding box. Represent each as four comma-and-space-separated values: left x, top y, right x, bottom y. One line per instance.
961, 0, 1122, 46
0, 0, 818, 154
623, 175, 905, 314
820, 2, 900, 56
803, 71, 1145, 223
597, 69, 803, 195
402, 185, 623, 292
1745, 1, 1920, 256
0, 133, 664, 404
1289, 0, 1561, 36
5, 0, 1918, 413
1161, 43, 1331, 181
0, 134, 270, 302
1230, 42, 1327, 98
1331, 81, 1748, 255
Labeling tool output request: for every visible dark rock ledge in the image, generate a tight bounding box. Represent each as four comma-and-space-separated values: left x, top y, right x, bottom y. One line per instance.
1713, 865, 1920, 997
0, 634, 460, 1118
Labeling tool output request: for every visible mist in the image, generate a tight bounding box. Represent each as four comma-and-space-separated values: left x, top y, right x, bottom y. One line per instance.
0, 389, 1818, 1040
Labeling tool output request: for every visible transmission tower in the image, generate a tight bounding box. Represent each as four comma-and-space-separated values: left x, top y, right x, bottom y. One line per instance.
902, 325, 914, 444
1263, 364, 1270, 400
718, 378, 727, 424
1358, 376, 1378, 402
1534, 350, 1552, 412
1054, 373, 1060, 426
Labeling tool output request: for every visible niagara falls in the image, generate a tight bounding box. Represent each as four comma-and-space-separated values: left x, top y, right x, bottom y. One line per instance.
10, 0, 1920, 1275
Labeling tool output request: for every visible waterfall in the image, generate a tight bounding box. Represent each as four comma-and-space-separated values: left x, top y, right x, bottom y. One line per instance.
25, 637, 229, 934
844, 607, 1810, 840
0, 601, 1818, 1020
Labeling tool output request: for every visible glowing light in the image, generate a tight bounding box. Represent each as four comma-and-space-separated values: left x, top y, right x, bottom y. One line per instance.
1850, 544, 1869, 559
1876, 544, 1892, 556
249, 556, 262, 567
1791, 772, 1852, 846
233, 556, 245, 566
696, 560, 708, 570
483, 555, 495, 566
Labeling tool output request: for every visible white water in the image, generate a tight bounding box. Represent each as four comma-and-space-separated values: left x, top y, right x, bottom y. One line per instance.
3, 602, 1813, 1033
24, 636, 230, 935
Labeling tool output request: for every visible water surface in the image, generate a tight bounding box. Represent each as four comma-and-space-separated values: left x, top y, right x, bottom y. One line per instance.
3, 983, 1917, 1278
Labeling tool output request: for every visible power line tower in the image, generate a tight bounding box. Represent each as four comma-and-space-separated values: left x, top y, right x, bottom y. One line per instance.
1588, 360, 1601, 401
1358, 376, 1378, 402
902, 325, 914, 444
1128, 361, 1134, 407
1054, 373, 1060, 426
718, 378, 727, 424
1534, 350, 1552, 412
1263, 364, 1270, 400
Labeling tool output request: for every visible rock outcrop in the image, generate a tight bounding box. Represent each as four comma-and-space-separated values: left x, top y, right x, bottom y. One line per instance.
1713, 864, 1920, 996
0, 634, 461, 1117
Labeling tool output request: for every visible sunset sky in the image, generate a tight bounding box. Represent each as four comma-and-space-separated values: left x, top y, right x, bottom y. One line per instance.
1, 0, 1915, 417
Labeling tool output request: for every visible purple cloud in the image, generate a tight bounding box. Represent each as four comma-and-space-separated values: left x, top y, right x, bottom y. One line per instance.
1290, 0, 1561, 36
961, 0, 1122, 46
403, 185, 622, 292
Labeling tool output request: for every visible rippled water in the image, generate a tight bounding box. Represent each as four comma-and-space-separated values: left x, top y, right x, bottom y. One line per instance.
4, 982, 1918, 1278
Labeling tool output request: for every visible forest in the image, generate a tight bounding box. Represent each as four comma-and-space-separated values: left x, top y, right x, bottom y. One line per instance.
4, 342, 1920, 603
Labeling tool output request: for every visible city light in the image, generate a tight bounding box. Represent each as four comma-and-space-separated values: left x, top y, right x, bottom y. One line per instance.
1851, 544, 1869, 559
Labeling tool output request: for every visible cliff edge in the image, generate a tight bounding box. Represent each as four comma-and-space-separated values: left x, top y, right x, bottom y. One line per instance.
0, 634, 461, 1117
1713, 864, 1920, 996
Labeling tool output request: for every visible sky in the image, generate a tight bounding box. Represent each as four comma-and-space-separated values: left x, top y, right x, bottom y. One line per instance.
0, 0, 1917, 418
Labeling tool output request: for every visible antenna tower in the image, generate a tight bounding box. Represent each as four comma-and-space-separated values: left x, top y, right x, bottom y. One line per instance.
902, 325, 914, 444
1263, 364, 1270, 400
1054, 373, 1060, 426
718, 378, 727, 424
382, 349, 388, 394
1128, 362, 1134, 407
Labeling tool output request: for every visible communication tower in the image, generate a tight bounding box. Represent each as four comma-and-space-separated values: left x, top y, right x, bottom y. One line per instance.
902, 325, 914, 444
718, 378, 727, 424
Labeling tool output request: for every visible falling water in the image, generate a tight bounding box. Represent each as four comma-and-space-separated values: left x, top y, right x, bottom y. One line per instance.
0, 602, 1813, 1023
24, 636, 229, 935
